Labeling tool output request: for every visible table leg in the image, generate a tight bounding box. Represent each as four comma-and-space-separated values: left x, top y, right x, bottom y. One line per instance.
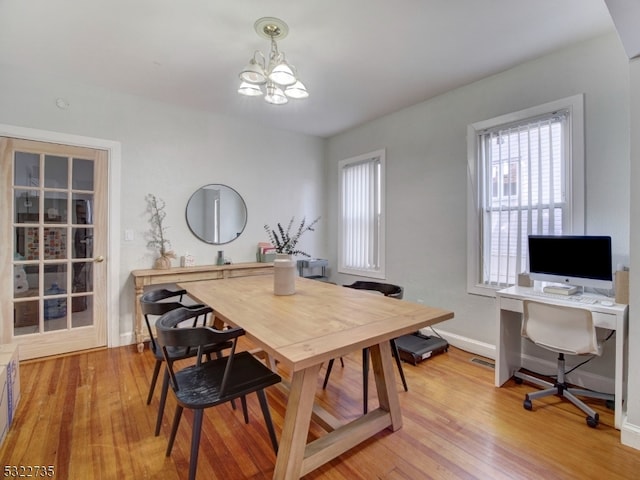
134, 281, 145, 352
273, 363, 322, 480
212, 314, 225, 329
370, 341, 402, 431
614, 314, 627, 429
496, 307, 522, 386
273, 343, 404, 478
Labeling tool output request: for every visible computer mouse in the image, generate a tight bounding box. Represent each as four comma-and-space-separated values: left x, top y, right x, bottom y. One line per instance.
600, 300, 614, 307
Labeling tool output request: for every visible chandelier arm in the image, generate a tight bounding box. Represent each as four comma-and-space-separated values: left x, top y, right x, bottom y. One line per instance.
253, 50, 267, 70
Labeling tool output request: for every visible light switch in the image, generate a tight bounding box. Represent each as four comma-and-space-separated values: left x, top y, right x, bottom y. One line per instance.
124, 229, 134, 241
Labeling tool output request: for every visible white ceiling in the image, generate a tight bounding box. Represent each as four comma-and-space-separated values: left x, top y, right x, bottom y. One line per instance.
0, 0, 616, 138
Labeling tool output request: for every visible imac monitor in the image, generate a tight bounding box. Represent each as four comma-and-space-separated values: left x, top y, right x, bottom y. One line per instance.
527, 235, 613, 289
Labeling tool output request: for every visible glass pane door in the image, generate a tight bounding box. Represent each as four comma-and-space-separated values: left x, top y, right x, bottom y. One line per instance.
13, 151, 96, 334
2, 137, 107, 359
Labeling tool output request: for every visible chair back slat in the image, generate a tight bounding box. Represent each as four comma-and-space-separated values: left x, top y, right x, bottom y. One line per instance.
140, 288, 208, 352
219, 339, 238, 395
141, 288, 187, 303
140, 289, 188, 352
142, 300, 186, 316
156, 306, 244, 394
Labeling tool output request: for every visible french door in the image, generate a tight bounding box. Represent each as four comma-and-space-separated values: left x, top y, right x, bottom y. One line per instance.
0, 137, 108, 359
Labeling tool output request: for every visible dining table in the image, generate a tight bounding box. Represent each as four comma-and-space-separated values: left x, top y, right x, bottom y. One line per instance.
180, 274, 454, 480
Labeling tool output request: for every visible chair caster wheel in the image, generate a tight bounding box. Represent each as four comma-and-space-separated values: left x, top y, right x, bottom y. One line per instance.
586, 415, 599, 428
523, 398, 532, 410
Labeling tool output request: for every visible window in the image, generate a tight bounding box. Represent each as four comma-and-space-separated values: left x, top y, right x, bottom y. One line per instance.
338, 149, 386, 278
467, 95, 584, 294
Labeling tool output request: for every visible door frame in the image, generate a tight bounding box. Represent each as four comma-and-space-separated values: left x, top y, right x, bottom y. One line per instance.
0, 123, 121, 349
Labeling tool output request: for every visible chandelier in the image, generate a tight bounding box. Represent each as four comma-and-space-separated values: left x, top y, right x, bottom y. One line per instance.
238, 17, 309, 105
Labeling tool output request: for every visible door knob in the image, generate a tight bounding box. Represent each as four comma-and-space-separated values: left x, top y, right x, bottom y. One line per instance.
94, 255, 105, 263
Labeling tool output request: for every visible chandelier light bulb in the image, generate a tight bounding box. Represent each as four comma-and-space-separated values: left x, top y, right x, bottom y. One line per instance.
284, 80, 309, 99
238, 81, 264, 96
264, 83, 288, 105
239, 57, 267, 84
269, 61, 296, 86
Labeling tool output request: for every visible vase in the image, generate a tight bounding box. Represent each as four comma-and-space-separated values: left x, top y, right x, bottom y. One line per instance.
154, 255, 172, 270
273, 253, 296, 295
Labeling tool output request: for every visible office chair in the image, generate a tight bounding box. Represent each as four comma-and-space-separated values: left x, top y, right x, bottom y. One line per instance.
514, 300, 614, 428
322, 281, 408, 414
156, 306, 281, 480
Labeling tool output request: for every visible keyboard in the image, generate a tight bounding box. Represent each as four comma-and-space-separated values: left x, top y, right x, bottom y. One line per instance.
527, 290, 598, 304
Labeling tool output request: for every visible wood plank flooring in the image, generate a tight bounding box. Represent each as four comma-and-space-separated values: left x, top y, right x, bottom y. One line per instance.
1, 341, 638, 479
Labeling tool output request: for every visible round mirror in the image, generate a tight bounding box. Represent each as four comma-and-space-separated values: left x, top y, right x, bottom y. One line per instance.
185, 184, 248, 244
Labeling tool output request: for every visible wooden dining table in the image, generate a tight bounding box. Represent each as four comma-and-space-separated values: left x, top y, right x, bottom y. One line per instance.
180, 275, 454, 480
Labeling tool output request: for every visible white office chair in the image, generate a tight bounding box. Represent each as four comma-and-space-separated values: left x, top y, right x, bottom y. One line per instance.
514, 300, 614, 428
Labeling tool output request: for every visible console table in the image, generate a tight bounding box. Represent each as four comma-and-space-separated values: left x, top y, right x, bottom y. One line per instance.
131, 262, 273, 351
496, 285, 628, 429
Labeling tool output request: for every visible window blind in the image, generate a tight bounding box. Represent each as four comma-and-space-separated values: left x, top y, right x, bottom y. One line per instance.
340, 156, 382, 273
480, 111, 568, 287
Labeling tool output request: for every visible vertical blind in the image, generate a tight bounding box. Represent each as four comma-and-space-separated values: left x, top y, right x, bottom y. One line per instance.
479, 111, 568, 287
340, 156, 381, 273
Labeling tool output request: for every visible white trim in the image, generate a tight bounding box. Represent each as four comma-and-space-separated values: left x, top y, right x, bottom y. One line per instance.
622, 419, 640, 450
0, 123, 122, 348
519, 351, 615, 394
338, 149, 386, 279
426, 328, 615, 393
120, 331, 135, 347
423, 328, 496, 359
466, 94, 585, 296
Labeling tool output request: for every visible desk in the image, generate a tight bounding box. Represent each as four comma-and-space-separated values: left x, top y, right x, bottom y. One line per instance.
181, 275, 454, 479
496, 286, 628, 429
131, 262, 273, 351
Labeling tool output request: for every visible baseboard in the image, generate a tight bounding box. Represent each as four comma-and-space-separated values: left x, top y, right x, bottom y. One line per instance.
122, 324, 614, 392
421, 327, 615, 393
418, 327, 496, 360
519, 352, 615, 394
120, 332, 135, 347
622, 417, 640, 450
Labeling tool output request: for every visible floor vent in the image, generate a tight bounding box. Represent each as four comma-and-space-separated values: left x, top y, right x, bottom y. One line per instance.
470, 357, 495, 369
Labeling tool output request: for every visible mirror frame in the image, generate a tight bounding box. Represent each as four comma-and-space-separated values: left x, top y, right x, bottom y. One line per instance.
185, 184, 248, 245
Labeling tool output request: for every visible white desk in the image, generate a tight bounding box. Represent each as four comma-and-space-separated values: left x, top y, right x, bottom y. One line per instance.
495, 285, 628, 429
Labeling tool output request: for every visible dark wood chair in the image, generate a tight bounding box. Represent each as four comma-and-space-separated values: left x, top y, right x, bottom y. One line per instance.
156, 306, 281, 480
322, 281, 408, 413
140, 288, 232, 436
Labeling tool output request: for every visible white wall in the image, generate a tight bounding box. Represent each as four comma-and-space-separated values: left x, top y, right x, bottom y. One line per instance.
326, 33, 630, 374
623, 55, 640, 449
0, 25, 638, 448
0, 66, 326, 341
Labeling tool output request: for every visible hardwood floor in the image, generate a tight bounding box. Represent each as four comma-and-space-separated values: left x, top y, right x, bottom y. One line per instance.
1, 341, 638, 479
